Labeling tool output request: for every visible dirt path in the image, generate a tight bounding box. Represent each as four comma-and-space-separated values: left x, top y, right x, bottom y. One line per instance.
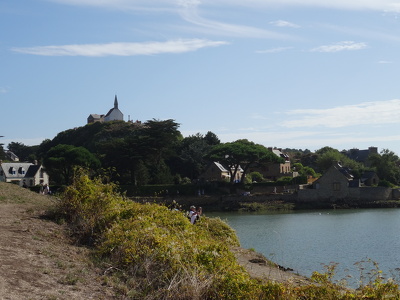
0, 184, 116, 300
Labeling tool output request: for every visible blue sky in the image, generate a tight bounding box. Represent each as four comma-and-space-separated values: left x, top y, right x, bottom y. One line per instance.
2, 0, 400, 155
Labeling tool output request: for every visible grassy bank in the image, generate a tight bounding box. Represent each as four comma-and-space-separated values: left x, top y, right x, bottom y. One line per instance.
2, 178, 400, 299
53, 172, 400, 299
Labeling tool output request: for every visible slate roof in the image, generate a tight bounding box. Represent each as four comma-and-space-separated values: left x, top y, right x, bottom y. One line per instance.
0, 163, 41, 179
213, 162, 228, 172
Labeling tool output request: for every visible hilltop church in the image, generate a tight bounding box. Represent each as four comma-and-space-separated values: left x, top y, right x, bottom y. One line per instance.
87, 95, 124, 124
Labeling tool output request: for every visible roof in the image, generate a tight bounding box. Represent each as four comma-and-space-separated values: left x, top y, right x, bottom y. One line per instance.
269, 148, 290, 161
213, 162, 228, 172
88, 114, 103, 119
341, 147, 378, 163
0, 163, 42, 179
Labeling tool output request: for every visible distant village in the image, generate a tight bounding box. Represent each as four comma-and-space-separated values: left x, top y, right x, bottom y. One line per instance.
1, 96, 398, 205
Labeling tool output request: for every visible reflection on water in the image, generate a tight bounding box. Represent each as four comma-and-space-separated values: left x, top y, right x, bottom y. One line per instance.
207, 209, 400, 287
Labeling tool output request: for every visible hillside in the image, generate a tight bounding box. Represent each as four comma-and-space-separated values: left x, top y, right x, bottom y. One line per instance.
0, 182, 116, 299
0, 182, 310, 299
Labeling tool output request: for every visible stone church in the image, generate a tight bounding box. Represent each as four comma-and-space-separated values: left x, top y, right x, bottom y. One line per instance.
87, 95, 124, 124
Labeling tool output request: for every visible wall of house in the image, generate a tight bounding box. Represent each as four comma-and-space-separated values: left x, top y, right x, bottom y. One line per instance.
104, 109, 123, 122
310, 167, 351, 200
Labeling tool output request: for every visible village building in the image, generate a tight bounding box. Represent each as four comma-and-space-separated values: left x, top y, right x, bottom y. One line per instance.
199, 162, 244, 182
248, 147, 293, 181
0, 161, 49, 187
296, 161, 392, 203
341, 147, 378, 166
87, 95, 124, 124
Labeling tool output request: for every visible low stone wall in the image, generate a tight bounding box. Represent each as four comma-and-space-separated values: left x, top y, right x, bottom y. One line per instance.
297, 186, 393, 203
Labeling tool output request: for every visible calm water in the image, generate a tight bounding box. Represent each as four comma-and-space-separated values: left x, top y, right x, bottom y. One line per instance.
207, 209, 400, 286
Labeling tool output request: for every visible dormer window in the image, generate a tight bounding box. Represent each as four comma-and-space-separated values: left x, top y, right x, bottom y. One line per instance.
18, 167, 26, 175
9, 167, 16, 175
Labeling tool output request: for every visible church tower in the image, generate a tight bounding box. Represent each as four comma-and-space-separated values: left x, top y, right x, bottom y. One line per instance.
104, 95, 124, 122
114, 95, 118, 109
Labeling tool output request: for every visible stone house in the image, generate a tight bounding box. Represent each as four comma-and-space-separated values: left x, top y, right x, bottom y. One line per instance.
199, 162, 243, 182
361, 171, 379, 186
297, 161, 391, 203
248, 147, 292, 181
341, 147, 378, 166
0, 161, 49, 187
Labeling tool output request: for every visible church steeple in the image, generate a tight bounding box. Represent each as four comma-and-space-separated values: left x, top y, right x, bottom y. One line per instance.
114, 95, 118, 109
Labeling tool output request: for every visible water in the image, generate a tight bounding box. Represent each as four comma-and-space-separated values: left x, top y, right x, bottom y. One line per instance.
207, 209, 400, 287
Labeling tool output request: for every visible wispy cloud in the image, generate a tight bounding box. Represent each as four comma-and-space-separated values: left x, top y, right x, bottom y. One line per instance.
378, 60, 394, 64
178, 3, 290, 39
281, 99, 400, 128
0, 87, 8, 94
256, 46, 293, 53
310, 41, 367, 52
270, 20, 300, 28
49, 0, 400, 13
11, 39, 228, 56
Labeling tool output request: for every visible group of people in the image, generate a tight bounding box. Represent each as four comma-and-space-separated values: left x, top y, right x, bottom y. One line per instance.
40, 183, 50, 195
188, 205, 202, 224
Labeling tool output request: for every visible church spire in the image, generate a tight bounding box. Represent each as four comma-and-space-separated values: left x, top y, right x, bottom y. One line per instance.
114, 95, 118, 109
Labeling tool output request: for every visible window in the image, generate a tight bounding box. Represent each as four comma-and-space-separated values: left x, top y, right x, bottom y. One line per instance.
18, 167, 25, 175
333, 182, 341, 191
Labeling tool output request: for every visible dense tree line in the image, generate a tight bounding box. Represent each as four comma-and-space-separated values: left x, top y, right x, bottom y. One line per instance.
4, 121, 400, 187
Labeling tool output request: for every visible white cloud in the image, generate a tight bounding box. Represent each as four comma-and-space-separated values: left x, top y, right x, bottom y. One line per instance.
281, 99, 400, 128
378, 60, 394, 64
256, 47, 293, 53
270, 20, 300, 28
49, 0, 400, 13
0, 87, 8, 94
310, 41, 367, 52
11, 39, 228, 56
178, 3, 290, 39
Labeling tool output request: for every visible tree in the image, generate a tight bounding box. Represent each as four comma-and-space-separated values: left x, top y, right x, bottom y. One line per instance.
174, 132, 220, 180
368, 149, 400, 185
207, 139, 283, 184
43, 144, 101, 185
204, 131, 220, 145
315, 148, 364, 174
7, 142, 39, 162
292, 163, 318, 178
0, 136, 4, 160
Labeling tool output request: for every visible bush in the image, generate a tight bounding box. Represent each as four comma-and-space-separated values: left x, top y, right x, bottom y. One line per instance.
58, 172, 400, 299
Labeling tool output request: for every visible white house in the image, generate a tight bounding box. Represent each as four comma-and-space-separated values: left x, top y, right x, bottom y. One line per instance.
0, 161, 49, 187
87, 95, 124, 124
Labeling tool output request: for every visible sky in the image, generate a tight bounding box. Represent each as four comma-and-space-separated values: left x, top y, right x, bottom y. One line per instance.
2, 0, 400, 155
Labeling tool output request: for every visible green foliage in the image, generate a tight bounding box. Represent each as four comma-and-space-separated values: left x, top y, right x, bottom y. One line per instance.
43, 144, 101, 185
249, 171, 264, 183
174, 133, 215, 180
369, 149, 400, 185
7, 142, 39, 162
378, 179, 395, 188
275, 176, 294, 185
207, 139, 283, 184
316, 148, 364, 175
55, 174, 400, 298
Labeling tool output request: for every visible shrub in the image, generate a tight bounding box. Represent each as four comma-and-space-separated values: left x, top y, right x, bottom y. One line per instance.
58, 172, 400, 299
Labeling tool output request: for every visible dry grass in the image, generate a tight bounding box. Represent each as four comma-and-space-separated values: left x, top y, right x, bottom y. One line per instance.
0, 182, 116, 299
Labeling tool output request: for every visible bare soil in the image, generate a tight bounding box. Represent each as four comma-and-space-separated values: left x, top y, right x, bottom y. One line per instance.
0, 183, 309, 299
